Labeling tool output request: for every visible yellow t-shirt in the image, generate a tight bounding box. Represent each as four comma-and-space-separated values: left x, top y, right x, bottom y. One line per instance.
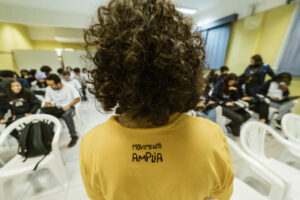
79, 113, 234, 200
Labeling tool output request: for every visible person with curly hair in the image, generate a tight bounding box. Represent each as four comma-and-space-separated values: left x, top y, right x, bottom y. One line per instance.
79, 0, 234, 199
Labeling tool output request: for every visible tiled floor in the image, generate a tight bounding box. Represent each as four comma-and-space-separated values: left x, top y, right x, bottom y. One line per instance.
0, 100, 298, 200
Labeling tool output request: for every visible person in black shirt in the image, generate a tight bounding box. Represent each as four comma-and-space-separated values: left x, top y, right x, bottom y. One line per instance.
216, 66, 229, 83
212, 73, 250, 136
0, 80, 41, 129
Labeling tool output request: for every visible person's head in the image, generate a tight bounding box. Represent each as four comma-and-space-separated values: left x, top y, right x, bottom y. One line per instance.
74, 68, 81, 75
66, 66, 72, 72
0, 70, 15, 81
62, 71, 71, 81
274, 72, 292, 85
251, 55, 263, 67
82, 68, 88, 74
20, 69, 29, 78
29, 69, 37, 77
40, 65, 52, 75
224, 73, 237, 87
3, 80, 25, 100
35, 71, 47, 83
84, 0, 205, 126
206, 70, 218, 84
57, 68, 64, 76
220, 66, 229, 75
238, 73, 252, 85
46, 74, 63, 90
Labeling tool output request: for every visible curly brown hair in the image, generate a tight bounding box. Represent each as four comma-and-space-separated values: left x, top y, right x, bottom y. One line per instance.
84, 0, 206, 126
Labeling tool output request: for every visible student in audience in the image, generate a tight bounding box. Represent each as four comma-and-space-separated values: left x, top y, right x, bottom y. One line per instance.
237, 73, 269, 123
244, 54, 275, 94
216, 66, 229, 83
43, 74, 80, 147
66, 66, 75, 79
20, 69, 35, 86
212, 73, 250, 136
82, 67, 88, 75
258, 72, 294, 127
57, 68, 64, 78
0, 80, 41, 138
40, 65, 52, 76
31, 71, 48, 96
62, 71, 82, 92
80, 0, 234, 199
206, 69, 219, 91
74, 68, 88, 101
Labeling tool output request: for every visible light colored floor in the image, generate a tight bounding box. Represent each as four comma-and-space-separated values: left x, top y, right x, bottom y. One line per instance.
0, 100, 298, 200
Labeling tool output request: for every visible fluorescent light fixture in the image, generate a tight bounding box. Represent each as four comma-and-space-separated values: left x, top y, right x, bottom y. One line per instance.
176, 7, 197, 15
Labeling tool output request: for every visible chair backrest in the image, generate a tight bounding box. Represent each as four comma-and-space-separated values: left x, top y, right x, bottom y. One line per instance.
227, 137, 287, 200
282, 113, 300, 143
240, 121, 268, 160
0, 114, 62, 152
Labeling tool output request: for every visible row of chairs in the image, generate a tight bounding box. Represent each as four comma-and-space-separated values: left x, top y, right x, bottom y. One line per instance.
230, 113, 300, 200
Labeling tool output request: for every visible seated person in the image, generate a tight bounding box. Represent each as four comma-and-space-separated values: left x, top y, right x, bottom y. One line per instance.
42, 74, 80, 147
0, 70, 30, 92
237, 73, 269, 123
31, 71, 48, 96
205, 69, 219, 91
20, 69, 36, 86
212, 73, 250, 136
57, 68, 64, 78
62, 71, 82, 92
216, 66, 229, 83
40, 65, 52, 76
258, 72, 295, 127
0, 80, 41, 139
74, 68, 88, 101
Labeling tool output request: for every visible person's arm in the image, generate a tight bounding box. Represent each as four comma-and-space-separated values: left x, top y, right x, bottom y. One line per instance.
45, 88, 53, 107
79, 137, 105, 200
62, 97, 80, 111
265, 64, 275, 79
27, 91, 41, 114
0, 97, 9, 123
211, 82, 222, 104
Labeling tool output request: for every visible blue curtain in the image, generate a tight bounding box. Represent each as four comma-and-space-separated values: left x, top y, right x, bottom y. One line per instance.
278, 4, 300, 76
204, 24, 231, 69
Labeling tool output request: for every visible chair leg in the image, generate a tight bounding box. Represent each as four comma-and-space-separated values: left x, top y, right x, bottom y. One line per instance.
47, 158, 68, 188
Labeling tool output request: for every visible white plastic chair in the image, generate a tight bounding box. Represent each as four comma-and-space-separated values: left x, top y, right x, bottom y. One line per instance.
240, 121, 300, 200
282, 113, 300, 144
0, 114, 67, 200
227, 137, 287, 200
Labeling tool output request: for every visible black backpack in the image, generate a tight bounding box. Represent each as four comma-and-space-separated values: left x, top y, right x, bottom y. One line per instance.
17, 120, 55, 170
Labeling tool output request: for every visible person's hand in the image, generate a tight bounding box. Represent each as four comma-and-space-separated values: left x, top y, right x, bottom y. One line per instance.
25, 113, 32, 116
207, 100, 215, 105
62, 105, 71, 111
242, 96, 252, 101
196, 102, 206, 109
279, 85, 287, 91
228, 86, 237, 91
271, 96, 279, 101
0, 119, 7, 124
226, 102, 234, 107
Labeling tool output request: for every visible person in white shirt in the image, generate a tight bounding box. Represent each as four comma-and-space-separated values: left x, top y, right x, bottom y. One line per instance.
74, 68, 88, 101
66, 66, 75, 79
43, 74, 81, 147
62, 71, 82, 92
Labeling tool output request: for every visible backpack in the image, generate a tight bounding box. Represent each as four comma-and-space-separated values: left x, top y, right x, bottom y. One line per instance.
17, 120, 55, 170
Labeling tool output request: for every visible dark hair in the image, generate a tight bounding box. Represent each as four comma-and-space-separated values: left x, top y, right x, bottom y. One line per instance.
20, 69, 29, 76
251, 55, 263, 67
238, 73, 252, 85
274, 72, 292, 85
66, 66, 72, 71
82, 68, 88, 72
57, 68, 64, 74
223, 73, 237, 94
206, 70, 218, 85
40, 66, 52, 75
62, 71, 70, 76
84, 0, 205, 126
220, 66, 229, 73
3, 80, 26, 100
0, 70, 15, 78
46, 73, 61, 84
29, 69, 37, 76
74, 68, 80, 73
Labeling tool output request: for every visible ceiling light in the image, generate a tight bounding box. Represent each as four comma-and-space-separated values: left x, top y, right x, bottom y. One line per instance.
176, 7, 197, 15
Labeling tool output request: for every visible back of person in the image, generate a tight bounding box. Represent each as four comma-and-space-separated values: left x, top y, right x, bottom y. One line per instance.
80, 114, 233, 200
80, 0, 234, 199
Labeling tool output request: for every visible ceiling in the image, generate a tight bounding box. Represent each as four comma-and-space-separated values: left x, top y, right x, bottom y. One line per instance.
0, 0, 288, 42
